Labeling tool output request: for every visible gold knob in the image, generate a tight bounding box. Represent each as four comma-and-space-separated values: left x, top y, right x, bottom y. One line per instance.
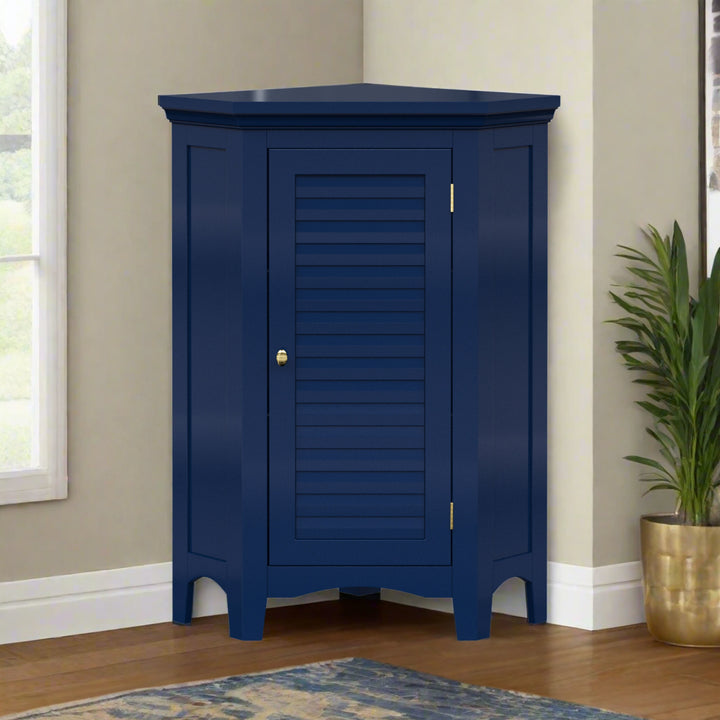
276, 349, 288, 366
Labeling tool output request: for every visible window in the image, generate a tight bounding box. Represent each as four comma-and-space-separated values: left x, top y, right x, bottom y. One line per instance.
0, 0, 66, 504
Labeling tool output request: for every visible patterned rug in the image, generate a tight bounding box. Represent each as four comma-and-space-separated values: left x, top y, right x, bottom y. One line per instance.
2, 657, 642, 719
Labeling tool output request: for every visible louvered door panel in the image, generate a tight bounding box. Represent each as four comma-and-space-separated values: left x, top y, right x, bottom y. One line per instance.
269, 149, 451, 566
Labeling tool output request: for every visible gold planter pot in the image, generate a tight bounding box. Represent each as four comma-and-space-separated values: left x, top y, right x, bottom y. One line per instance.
641, 514, 720, 646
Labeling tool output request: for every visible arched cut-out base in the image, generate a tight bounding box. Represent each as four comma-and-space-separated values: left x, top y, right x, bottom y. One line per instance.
173, 567, 545, 641
173, 574, 266, 642
453, 574, 546, 640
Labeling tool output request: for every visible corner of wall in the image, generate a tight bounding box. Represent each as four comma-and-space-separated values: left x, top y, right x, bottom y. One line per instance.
591, 0, 699, 567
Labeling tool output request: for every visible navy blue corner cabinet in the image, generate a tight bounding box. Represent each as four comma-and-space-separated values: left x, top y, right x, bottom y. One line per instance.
158, 83, 560, 641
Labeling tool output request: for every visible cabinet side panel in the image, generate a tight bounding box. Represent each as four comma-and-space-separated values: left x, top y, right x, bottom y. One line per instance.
186, 139, 233, 561
490, 137, 532, 560
172, 125, 191, 595
529, 123, 549, 608
451, 130, 496, 638
226, 130, 269, 637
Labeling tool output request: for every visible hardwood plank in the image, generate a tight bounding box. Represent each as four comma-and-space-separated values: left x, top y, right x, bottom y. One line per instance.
654, 700, 720, 720
1, 602, 720, 718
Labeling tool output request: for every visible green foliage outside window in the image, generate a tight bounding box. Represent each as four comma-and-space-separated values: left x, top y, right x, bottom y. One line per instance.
0, 26, 32, 470
0, 28, 31, 134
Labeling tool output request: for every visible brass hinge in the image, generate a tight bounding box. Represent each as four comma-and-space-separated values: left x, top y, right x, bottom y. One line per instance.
450, 183, 454, 213
450, 501, 454, 530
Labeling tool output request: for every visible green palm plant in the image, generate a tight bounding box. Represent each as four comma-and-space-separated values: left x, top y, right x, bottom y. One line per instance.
609, 222, 720, 526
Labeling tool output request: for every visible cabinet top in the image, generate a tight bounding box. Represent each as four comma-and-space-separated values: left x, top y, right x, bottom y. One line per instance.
158, 83, 560, 129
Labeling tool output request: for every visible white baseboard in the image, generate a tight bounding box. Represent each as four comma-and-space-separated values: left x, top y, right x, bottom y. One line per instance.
0, 563, 338, 645
0, 560, 643, 645
548, 561, 644, 630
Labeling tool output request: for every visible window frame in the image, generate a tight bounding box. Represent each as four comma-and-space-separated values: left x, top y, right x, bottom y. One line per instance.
0, 0, 67, 504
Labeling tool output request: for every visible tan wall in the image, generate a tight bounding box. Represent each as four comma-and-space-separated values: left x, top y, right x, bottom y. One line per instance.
592, 0, 699, 565
364, 0, 596, 566
0, 0, 362, 582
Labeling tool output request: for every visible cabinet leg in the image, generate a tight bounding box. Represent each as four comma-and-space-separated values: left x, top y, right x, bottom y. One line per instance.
525, 579, 547, 625
452, 592, 492, 640
173, 577, 194, 626
228, 585, 267, 641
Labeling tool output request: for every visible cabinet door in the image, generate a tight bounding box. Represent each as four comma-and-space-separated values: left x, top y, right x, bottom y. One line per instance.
269, 149, 451, 566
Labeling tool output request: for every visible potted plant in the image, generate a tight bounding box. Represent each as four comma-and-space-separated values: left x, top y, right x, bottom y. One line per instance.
609, 222, 720, 646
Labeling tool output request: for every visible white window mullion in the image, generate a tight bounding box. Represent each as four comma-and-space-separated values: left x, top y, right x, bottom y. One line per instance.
0, 254, 40, 263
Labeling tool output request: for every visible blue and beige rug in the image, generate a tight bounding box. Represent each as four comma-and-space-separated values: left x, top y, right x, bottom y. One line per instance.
3, 657, 642, 719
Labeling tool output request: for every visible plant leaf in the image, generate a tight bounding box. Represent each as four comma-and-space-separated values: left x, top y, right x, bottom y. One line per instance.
636, 401, 668, 418
671, 222, 690, 335
624, 454, 674, 479
641, 483, 677, 496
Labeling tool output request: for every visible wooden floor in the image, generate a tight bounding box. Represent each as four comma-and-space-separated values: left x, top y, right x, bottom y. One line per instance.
1, 599, 719, 719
